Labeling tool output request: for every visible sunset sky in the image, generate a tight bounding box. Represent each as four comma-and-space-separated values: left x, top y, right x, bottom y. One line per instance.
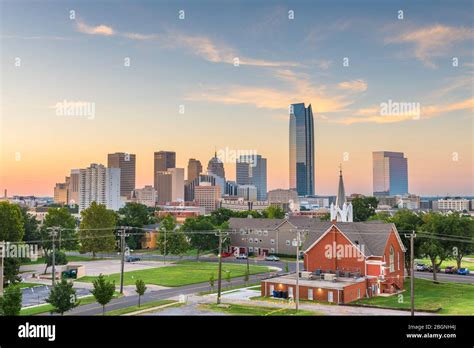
1, 0, 473, 197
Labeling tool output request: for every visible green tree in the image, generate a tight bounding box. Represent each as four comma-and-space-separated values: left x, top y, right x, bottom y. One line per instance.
210, 208, 236, 226
181, 216, 221, 259
79, 202, 116, 258
167, 230, 190, 258
41, 207, 77, 252
263, 205, 285, 219
285, 262, 289, 273
91, 274, 116, 315
389, 209, 424, 274
0, 284, 22, 316
157, 215, 176, 256
135, 279, 147, 307
118, 202, 155, 250
19, 207, 40, 242
46, 279, 79, 315
43, 250, 68, 275
0, 202, 25, 286
419, 213, 454, 282
442, 213, 473, 269
352, 196, 378, 222
209, 273, 215, 292
319, 212, 330, 221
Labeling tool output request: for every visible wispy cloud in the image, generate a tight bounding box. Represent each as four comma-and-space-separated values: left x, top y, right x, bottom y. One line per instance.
340, 98, 473, 125
186, 69, 361, 113
338, 79, 368, 92
385, 24, 473, 68
76, 20, 114, 36
74, 19, 299, 68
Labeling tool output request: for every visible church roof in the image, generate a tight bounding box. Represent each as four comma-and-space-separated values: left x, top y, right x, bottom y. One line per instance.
335, 167, 346, 209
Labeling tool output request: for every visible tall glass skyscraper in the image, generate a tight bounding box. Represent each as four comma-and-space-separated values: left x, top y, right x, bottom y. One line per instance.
373, 151, 408, 196
236, 154, 267, 200
289, 103, 315, 196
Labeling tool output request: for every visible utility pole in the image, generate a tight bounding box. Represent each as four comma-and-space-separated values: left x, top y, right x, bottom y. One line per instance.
404, 230, 416, 316
118, 226, 131, 294
164, 228, 167, 265
295, 230, 300, 312
0, 241, 4, 296
215, 229, 229, 305
47, 227, 59, 286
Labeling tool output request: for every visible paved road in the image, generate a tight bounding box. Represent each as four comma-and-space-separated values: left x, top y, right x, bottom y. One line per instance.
57, 273, 269, 316
414, 271, 474, 284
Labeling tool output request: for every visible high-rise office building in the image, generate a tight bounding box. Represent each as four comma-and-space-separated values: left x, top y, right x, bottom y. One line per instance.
154, 151, 176, 188
108, 152, 136, 198
289, 103, 315, 196
187, 158, 202, 182
169, 168, 185, 202
131, 186, 157, 207
207, 151, 225, 179
237, 185, 258, 201
54, 181, 68, 204
155, 168, 184, 203
373, 151, 408, 196
68, 169, 80, 205
236, 154, 267, 200
78, 163, 121, 212
194, 182, 221, 213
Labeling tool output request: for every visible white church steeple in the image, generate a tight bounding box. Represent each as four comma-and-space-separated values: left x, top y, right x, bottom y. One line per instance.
330, 165, 353, 222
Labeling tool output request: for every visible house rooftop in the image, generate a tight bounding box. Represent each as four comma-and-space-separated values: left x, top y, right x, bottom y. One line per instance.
262, 273, 366, 290
228, 217, 398, 257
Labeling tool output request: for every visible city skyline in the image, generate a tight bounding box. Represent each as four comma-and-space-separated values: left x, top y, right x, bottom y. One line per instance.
1, 0, 473, 197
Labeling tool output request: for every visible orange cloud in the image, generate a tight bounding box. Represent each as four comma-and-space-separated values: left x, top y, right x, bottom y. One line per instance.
76, 20, 114, 36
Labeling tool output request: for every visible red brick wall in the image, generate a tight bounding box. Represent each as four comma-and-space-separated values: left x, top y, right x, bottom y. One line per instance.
383, 230, 405, 290
304, 226, 366, 275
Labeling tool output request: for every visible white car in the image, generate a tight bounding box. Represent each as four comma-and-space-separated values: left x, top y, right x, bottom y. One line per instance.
236, 254, 248, 259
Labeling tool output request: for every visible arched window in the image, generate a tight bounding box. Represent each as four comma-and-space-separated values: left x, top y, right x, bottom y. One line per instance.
389, 246, 395, 273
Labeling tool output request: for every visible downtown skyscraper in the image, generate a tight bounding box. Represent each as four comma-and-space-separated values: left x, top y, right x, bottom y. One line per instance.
289, 103, 315, 196
108, 152, 136, 198
236, 154, 267, 200
373, 151, 408, 196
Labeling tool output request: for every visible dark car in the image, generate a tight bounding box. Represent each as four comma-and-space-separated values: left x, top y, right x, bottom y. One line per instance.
444, 266, 457, 274
427, 265, 441, 273
126, 255, 141, 262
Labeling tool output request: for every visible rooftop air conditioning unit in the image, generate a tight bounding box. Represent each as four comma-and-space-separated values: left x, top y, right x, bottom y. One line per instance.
324, 273, 336, 281
300, 271, 312, 279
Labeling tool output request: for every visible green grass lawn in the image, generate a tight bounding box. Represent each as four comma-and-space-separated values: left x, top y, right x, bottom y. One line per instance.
354, 278, 474, 315
202, 303, 321, 316
416, 258, 474, 269
20, 292, 121, 316
16, 282, 44, 289
104, 299, 175, 316
78, 261, 270, 287
21, 255, 105, 266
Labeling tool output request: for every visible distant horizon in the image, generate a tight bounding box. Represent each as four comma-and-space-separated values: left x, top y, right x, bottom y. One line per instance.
1, 0, 472, 197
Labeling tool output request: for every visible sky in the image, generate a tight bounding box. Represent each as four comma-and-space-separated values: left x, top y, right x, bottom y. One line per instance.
0, 0, 473, 197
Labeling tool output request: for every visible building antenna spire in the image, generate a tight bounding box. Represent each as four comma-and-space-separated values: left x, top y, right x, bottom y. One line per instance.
339, 163, 342, 176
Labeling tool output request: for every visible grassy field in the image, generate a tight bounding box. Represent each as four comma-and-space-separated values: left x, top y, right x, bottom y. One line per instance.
20, 292, 121, 316
416, 258, 474, 269
354, 278, 474, 315
202, 303, 321, 316
104, 299, 176, 316
78, 261, 270, 287
21, 255, 105, 266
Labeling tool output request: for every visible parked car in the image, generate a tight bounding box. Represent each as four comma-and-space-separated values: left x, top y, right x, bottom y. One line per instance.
265, 255, 280, 261
415, 263, 428, 272
126, 255, 141, 262
444, 266, 457, 274
236, 254, 248, 259
221, 252, 233, 258
457, 268, 470, 275
427, 265, 441, 273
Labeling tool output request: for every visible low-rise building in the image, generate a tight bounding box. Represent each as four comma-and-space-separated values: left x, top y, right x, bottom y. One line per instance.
258, 219, 405, 304
433, 198, 470, 212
